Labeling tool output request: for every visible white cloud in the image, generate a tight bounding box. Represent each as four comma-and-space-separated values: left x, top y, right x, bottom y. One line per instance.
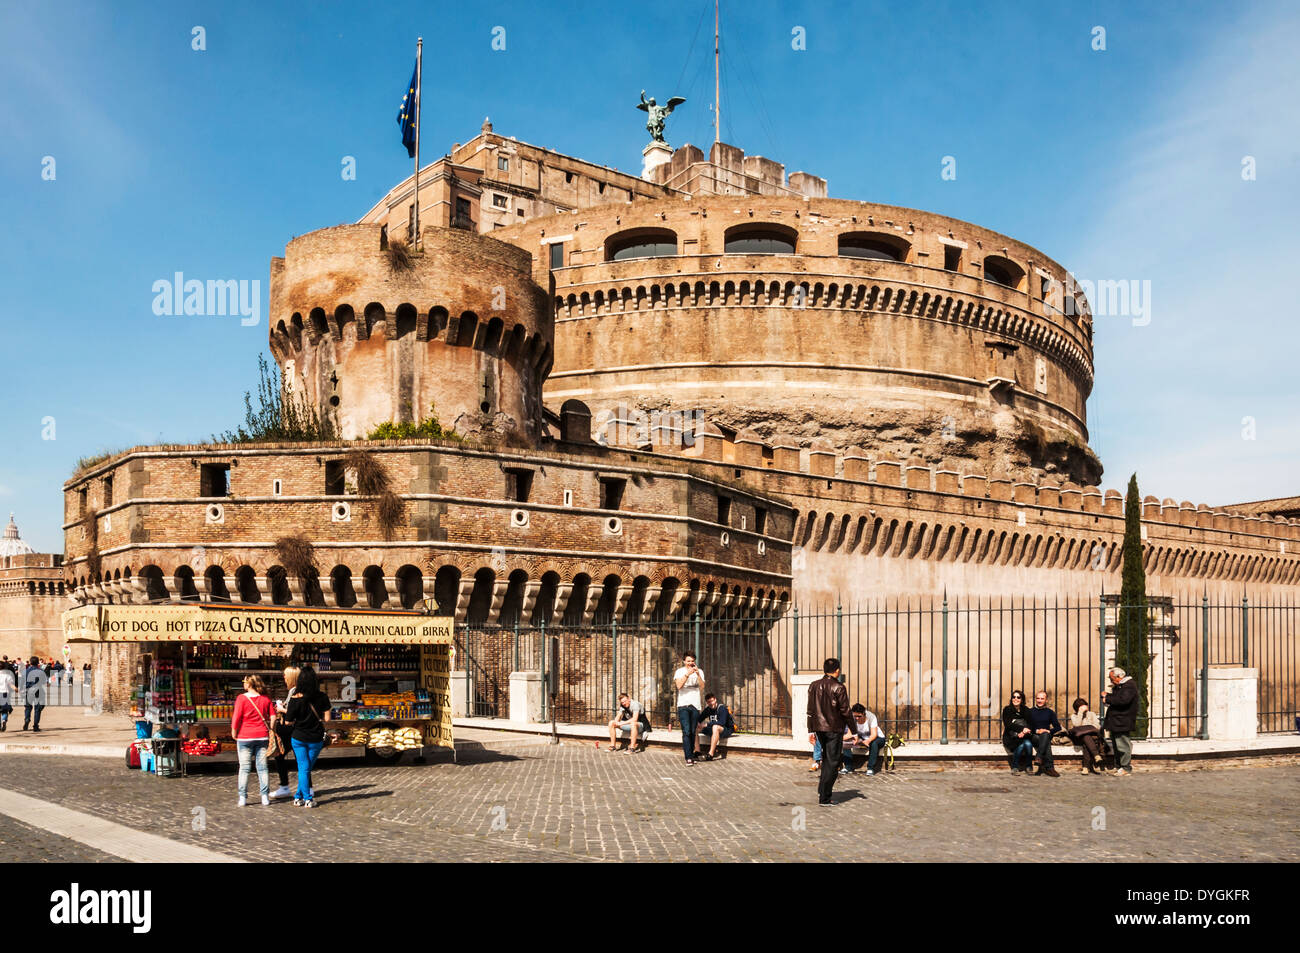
1070, 6, 1300, 505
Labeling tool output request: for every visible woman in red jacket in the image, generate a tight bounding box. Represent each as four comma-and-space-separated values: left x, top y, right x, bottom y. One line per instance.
231, 675, 276, 806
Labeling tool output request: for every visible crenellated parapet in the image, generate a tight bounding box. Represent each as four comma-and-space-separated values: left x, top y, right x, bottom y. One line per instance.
602, 419, 1300, 588
493, 196, 1099, 485
269, 224, 553, 444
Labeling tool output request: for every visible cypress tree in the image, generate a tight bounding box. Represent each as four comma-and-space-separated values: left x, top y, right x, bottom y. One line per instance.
1117, 473, 1150, 737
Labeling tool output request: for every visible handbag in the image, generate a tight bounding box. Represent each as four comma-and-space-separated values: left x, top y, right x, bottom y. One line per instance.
248, 695, 283, 757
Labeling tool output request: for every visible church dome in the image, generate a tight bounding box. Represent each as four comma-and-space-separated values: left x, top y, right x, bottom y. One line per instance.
0, 513, 36, 558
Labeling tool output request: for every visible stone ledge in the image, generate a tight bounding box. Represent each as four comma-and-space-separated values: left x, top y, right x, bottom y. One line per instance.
454, 717, 1300, 762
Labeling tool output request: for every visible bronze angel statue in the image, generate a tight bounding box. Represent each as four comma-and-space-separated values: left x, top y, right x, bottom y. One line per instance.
638, 90, 686, 144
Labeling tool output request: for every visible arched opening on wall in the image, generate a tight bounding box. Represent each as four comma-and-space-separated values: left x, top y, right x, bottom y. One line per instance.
622, 575, 651, 624
466, 568, 496, 625
330, 566, 357, 609
204, 566, 231, 603
605, 227, 678, 261
428, 306, 449, 339
562, 574, 592, 626
483, 316, 505, 353
235, 566, 259, 604
838, 231, 910, 262
724, 223, 797, 254
309, 307, 328, 338
531, 571, 560, 626
983, 255, 1026, 291
433, 565, 461, 616
302, 568, 326, 607
174, 566, 200, 602
499, 569, 529, 624
363, 303, 385, 339
362, 566, 387, 609
395, 564, 424, 610
266, 566, 291, 606
335, 303, 356, 339
454, 312, 478, 347
654, 577, 681, 622
593, 573, 623, 621
394, 303, 418, 339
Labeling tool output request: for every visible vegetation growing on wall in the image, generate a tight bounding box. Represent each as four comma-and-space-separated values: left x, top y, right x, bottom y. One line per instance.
343, 449, 405, 540
218, 354, 337, 443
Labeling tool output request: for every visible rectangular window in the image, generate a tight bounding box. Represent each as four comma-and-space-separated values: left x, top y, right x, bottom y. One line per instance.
550, 242, 565, 270
200, 464, 230, 498
755, 506, 768, 535
493, 194, 507, 209
718, 495, 731, 526
324, 461, 346, 497
103, 475, 113, 508
78, 487, 87, 516
1040, 275, 1051, 300
944, 245, 962, 271
407, 203, 415, 242
599, 477, 625, 510
505, 468, 534, 503
454, 197, 473, 230
498, 155, 509, 171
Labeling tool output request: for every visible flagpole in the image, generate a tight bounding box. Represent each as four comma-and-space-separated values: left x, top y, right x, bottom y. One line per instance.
414, 37, 423, 247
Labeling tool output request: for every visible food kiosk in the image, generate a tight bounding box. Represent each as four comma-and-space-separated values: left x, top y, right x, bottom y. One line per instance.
64, 603, 455, 771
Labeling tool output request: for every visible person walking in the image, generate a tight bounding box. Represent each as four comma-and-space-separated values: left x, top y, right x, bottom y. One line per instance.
22, 656, 45, 732
230, 675, 275, 806
284, 666, 332, 807
1101, 667, 1138, 776
672, 651, 706, 765
0, 662, 14, 731
269, 665, 300, 799
807, 658, 855, 805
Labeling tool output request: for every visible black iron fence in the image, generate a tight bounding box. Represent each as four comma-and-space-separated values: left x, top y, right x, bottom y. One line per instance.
453, 596, 1299, 740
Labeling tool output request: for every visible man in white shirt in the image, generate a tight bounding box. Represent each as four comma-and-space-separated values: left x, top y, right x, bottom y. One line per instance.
672, 651, 706, 765
0, 663, 15, 731
842, 704, 885, 775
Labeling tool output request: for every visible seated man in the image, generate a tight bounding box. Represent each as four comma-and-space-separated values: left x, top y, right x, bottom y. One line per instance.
842, 704, 886, 775
696, 693, 735, 761
1027, 691, 1063, 778
607, 692, 651, 752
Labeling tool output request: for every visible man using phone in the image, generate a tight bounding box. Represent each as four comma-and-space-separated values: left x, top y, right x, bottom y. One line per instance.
673, 651, 706, 765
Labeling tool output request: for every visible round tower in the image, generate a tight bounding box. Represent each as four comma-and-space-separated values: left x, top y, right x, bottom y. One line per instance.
268, 224, 552, 444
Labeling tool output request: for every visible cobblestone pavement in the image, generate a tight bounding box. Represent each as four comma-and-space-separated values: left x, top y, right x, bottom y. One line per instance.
1, 739, 1297, 862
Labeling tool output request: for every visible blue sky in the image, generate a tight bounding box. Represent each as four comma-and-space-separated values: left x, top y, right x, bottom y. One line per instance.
1, 0, 1296, 553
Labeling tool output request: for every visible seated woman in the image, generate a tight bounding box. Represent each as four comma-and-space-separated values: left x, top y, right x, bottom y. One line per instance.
1001, 690, 1034, 775
1068, 697, 1105, 774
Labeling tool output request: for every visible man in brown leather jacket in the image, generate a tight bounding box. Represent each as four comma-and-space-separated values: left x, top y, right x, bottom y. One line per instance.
808, 657, 855, 804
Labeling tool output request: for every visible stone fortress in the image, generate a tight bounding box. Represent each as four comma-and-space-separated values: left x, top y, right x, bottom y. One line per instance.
58, 119, 1299, 721
0, 514, 66, 661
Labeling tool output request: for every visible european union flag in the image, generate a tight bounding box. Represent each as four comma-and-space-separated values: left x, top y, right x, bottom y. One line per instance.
397, 60, 418, 158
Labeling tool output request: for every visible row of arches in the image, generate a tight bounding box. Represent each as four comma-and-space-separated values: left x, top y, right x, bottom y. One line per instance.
273, 304, 552, 375
556, 278, 1092, 386
791, 509, 1300, 584
70, 564, 791, 627
0, 580, 67, 597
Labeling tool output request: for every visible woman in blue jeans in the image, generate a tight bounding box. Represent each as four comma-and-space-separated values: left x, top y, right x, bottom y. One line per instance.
1001, 689, 1035, 774
284, 666, 332, 807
